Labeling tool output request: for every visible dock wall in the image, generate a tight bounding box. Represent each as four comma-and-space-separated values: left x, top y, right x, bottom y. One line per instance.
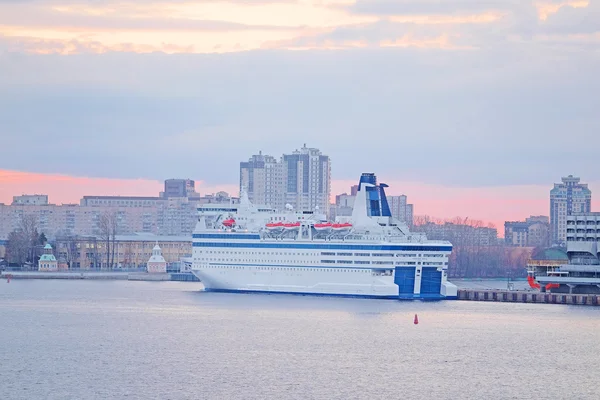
458, 289, 600, 306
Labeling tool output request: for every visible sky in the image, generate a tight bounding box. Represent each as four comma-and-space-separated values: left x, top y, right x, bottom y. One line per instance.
1, 0, 599, 228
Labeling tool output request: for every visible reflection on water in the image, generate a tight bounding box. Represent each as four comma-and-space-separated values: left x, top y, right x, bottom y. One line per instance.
1, 280, 599, 400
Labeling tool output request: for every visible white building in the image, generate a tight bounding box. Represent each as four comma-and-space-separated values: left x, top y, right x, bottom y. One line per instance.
566, 212, 600, 243
240, 145, 331, 214
550, 175, 592, 245
282, 144, 331, 214
387, 195, 414, 227
239, 151, 284, 210
147, 243, 167, 273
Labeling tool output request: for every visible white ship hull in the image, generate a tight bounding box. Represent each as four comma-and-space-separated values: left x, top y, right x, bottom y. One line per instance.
192, 264, 401, 298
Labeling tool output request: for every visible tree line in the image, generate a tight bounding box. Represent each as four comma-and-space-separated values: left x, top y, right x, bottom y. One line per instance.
412, 215, 533, 278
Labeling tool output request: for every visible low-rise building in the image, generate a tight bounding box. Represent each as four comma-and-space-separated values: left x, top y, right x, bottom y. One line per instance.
38, 244, 58, 271
54, 233, 191, 269
147, 243, 167, 273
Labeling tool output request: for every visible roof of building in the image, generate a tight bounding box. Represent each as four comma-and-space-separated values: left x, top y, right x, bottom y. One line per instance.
44, 243, 52, 249
40, 254, 57, 262
115, 234, 191, 242
530, 247, 568, 261
82, 196, 161, 201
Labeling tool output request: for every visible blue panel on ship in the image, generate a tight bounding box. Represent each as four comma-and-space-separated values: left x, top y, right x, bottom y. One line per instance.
420, 267, 442, 295
394, 267, 416, 295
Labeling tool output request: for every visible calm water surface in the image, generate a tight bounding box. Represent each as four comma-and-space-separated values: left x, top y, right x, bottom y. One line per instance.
1, 280, 599, 400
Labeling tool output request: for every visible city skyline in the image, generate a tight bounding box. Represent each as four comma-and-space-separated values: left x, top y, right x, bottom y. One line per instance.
2, 167, 599, 233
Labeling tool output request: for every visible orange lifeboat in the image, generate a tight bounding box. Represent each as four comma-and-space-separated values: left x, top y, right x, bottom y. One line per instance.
314, 222, 333, 231
266, 222, 284, 230
332, 222, 352, 231
283, 222, 301, 230
545, 283, 560, 291
222, 218, 235, 227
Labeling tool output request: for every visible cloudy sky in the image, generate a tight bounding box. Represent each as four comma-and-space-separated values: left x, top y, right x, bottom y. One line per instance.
0, 0, 599, 227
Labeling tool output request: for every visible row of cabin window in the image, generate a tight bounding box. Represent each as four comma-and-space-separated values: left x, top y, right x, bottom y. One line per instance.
203, 266, 380, 273
199, 250, 445, 258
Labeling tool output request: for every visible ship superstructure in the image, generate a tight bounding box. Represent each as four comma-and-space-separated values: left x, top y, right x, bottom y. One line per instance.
191, 173, 457, 300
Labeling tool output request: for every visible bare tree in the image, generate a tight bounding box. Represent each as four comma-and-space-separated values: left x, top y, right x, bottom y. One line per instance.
98, 210, 119, 269
55, 232, 79, 269
6, 230, 28, 266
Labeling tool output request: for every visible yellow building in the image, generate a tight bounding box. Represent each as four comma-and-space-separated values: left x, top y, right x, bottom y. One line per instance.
54, 234, 191, 269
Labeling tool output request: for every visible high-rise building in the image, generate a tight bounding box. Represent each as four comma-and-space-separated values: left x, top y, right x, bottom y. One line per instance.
239, 151, 283, 209
388, 195, 414, 227
240, 145, 330, 213
163, 179, 197, 199
282, 144, 331, 213
550, 175, 592, 245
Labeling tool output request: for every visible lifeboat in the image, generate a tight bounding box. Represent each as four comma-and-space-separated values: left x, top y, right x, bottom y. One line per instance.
222, 218, 235, 227
314, 222, 333, 231
283, 222, 301, 230
332, 222, 352, 231
266, 222, 284, 230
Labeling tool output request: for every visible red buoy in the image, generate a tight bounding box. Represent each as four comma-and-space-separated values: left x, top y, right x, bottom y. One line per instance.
414, 314, 419, 325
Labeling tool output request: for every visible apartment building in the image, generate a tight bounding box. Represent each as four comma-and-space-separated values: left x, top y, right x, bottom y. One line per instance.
550, 175, 592, 245
240, 145, 331, 213
504, 216, 550, 248
0, 181, 237, 240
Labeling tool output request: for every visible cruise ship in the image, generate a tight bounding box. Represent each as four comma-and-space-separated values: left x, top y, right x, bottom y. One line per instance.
191, 173, 457, 300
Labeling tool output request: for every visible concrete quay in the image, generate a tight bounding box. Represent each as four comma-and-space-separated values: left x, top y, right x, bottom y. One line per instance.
458, 289, 600, 306
1, 271, 200, 282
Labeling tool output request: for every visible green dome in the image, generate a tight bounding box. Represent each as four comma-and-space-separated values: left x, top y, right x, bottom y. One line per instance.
530, 247, 568, 261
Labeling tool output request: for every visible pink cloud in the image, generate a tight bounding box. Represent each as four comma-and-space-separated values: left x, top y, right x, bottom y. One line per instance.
0, 169, 237, 204
2, 169, 599, 235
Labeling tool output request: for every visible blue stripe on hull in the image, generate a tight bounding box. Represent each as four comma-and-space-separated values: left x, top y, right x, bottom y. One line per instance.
193, 242, 452, 252
203, 288, 455, 300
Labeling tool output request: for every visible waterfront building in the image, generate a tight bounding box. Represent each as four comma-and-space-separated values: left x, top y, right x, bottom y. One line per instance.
146, 243, 167, 273
550, 175, 592, 245
38, 244, 58, 271
566, 212, 600, 243
504, 216, 550, 248
54, 234, 191, 269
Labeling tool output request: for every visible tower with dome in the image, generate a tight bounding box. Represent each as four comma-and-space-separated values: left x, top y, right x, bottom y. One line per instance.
146, 242, 167, 273
38, 244, 58, 271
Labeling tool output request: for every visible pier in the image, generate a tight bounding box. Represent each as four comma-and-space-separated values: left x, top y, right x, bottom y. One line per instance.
1, 271, 200, 282
458, 289, 600, 306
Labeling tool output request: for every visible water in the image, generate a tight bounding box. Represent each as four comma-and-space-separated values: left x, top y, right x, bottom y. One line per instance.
1, 280, 599, 400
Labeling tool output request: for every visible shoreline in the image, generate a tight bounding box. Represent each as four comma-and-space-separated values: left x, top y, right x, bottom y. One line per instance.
1, 271, 199, 282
